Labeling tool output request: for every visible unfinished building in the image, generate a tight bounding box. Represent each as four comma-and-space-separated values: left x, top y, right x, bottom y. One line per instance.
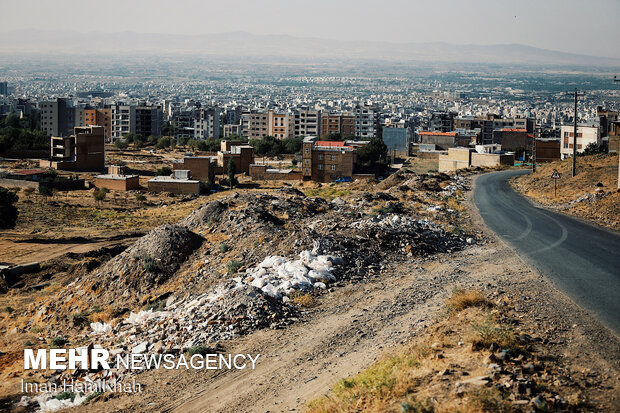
39, 125, 105, 171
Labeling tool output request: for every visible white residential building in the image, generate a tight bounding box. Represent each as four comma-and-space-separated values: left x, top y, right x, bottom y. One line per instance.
560, 125, 599, 159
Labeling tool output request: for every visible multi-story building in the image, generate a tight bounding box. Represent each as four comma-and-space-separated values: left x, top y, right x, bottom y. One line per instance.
0, 82, 7, 96
173, 109, 196, 140
39, 125, 105, 171
294, 108, 320, 138
194, 107, 220, 140
320, 112, 355, 138
301, 137, 357, 182
135, 106, 163, 139
269, 110, 294, 139
241, 110, 269, 140
112, 104, 163, 140
354, 106, 379, 139
111, 105, 134, 140
429, 111, 457, 133
83, 108, 112, 140
224, 124, 242, 138
241, 109, 294, 140
38, 98, 77, 137
560, 125, 600, 159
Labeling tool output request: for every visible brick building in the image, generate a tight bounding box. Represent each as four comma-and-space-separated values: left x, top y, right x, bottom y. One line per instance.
302, 137, 357, 182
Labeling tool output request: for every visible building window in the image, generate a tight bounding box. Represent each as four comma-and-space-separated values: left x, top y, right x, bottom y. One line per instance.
330, 155, 336, 161
318, 154, 323, 160
304, 159, 309, 165
330, 165, 335, 170
304, 147, 310, 154
305, 168, 310, 173
318, 164, 323, 170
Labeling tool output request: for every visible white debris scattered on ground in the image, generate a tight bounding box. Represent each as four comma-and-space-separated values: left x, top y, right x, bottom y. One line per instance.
90, 322, 112, 334
244, 246, 342, 299
35, 393, 88, 413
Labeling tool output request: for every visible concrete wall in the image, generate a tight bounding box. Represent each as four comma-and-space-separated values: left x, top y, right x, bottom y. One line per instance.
471, 153, 514, 168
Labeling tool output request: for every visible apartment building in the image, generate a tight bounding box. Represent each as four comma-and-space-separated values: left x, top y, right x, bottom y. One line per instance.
38, 98, 78, 137
241, 110, 269, 140
301, 137, 357, 183
560, 125, 600, 159
240, 109, 294, 140
224, 124, 242, 138
0, 82, 7, 96
194, 107, 220, 140
83, 108, 112, 140
294, 108, 320, 138
354, 106, 379, 139
112, 104, 163, 140
320, 113, 355, 138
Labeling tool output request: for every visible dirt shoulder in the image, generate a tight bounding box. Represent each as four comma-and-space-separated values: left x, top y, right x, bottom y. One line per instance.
511, 153, 620, 231
61, 174, 620, 413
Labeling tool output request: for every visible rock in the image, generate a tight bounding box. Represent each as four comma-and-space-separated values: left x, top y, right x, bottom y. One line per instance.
530, 395, 546, 409
454, 376, 491, 395
132, 341, 148, 354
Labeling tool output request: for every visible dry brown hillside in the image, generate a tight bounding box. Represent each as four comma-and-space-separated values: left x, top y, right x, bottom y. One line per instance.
511, 153, 620, 231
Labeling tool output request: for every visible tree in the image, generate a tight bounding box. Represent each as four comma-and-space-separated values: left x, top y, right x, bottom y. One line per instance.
356, 137, 388, 174
227, 157, 237, 189
0, 187, 19, 229
156, 136, 173, 149
114, 139, 129, 150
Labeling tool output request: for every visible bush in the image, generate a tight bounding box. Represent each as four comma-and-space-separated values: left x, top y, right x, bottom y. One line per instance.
72, 311, 90, 327
219, 243, 229, 253
290, 291, 317, 308
0, 187, 19, 229
446, 289, 490, 312
135, 194, 146, 202
226, 260, 242, 274
114, 139, 128, 150
55, 392, 75, 401
50, 336, 67, 347
186, 344, 212, 356
156, 166, 172, 176
93, 189, 107, 202
141, 255, 158, 273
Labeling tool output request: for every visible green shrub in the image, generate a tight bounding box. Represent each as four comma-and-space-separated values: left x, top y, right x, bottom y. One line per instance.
50, 336, 67, 347
219, 243, 229, 253
186, 344, 212, 356
226, 260, 242, 274
55, 392, 75, 401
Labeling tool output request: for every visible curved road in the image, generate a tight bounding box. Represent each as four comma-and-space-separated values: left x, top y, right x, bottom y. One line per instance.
474, 170, 620, 335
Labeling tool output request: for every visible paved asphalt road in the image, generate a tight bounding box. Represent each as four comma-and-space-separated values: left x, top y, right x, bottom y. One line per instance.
474, 169, 620, 335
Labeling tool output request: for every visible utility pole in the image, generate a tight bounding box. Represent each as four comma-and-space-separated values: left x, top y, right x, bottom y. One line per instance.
614, 76, 620, 188
571, 89, 585, 177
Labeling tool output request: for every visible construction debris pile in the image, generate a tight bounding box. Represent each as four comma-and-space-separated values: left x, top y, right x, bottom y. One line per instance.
17, 172, 476, 411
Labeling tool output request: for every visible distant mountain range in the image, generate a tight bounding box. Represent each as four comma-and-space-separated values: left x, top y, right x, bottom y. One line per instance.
2, 29, 619, 67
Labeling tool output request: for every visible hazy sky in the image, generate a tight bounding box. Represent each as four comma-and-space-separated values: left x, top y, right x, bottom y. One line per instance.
1, 0, 619, 58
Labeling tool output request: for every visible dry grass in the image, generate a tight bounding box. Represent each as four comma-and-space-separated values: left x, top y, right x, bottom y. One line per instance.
289, 291, 318, 308
306, 290, 523, 413
445, 289, 491, 313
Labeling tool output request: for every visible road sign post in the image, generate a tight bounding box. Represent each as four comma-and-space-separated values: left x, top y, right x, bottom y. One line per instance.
551, 169, 561, 197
